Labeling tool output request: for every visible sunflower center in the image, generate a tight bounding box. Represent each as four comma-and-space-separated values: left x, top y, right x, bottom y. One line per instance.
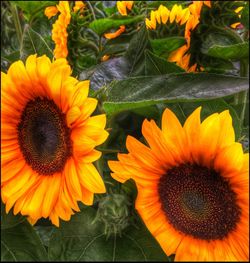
158, 163, 241, 240
18, 97, 72, 175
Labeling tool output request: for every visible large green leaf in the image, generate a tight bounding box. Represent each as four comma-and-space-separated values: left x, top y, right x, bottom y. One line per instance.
1, 220, 48, 261
48, 207, 169, 261
201, 41, 249, 60
150, 37, 186, 57
1, 202, 25, 230
89, 15, 144, 35
102, 73, 249, 115
20, 24, 53, 61
145, 50, 184, 75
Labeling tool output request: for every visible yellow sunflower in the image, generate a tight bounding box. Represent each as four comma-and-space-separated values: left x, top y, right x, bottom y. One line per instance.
1, 54, 108, 226
145, 4, 191, 30
168, 1, 211, 72
109, 107, 249, 261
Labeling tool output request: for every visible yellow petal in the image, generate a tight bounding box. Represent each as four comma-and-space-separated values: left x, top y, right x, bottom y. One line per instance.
66, 106, 81, 127
197, 113, 220, 166
183, 106, 201, 160
217, 110, 235, 150
64, 158, 82, 200
170, 4, 178, 23
77, 163, 106, 193
214, 142, 244, 174
81, 186, 94, 205
70, 80, 90, 108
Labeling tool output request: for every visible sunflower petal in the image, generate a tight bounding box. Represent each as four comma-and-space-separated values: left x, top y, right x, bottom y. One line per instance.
77, 163, 106, 193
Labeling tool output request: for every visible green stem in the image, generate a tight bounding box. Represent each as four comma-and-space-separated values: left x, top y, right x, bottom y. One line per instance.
86, 1, 96, 20
235, 59, 249, 124
9, 2, 23, 46
78, 37, 99, 53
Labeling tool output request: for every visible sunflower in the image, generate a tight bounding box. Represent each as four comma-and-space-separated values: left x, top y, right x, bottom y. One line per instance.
145, 3, 201, 72
1, 54, 108, 226
167, 1, 210, 72
145, 4, 191, 30
108, 107, 249, 261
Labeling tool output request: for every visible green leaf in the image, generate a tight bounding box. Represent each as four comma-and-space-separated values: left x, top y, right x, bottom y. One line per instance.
150, 37, 186, 57
241, 2, 249, 30
102, 73, 249, 115
48, 207, 169, 261
89, 57, 131, 91
89, 15, 144, 35
145, 50, 185, 75
20, 24, 53, 61
125, 25, 151, 76
34, 226, 55, 248
1, 202, 26, 230
201, 27, 244, 61
86, 26, 150, 90
201, 41, 249, 60
14, 1, 56, 21
1, 220, 48, 261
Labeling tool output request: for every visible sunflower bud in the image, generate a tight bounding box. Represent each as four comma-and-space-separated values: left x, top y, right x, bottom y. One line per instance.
95, 193, 131, 237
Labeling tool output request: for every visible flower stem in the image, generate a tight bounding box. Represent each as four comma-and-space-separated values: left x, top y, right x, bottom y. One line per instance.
235, 59, 249, 124
9, 2, 23, 46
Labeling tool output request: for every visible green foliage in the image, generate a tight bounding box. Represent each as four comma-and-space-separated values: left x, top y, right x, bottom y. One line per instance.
150, 37, 186, 57
145, 50, 185, 75
202, 42, 249, 60
1, 220, 48, 261
20, 24, 53, 60
48, 206, 170, 261
102, 73, 248, 115
89, 15, 144, 35
241, 2, 249, 30
1, 202, 25, 230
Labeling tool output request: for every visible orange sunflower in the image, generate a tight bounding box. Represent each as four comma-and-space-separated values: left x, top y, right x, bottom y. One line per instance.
109, 107, 249, 261
1, 54, 108, 226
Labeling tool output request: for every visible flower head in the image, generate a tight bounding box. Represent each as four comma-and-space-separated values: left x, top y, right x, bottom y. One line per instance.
109, 107, 249, 261
1, 54, 109, 226
145, 4, 191, 30
168, 1, 211, 72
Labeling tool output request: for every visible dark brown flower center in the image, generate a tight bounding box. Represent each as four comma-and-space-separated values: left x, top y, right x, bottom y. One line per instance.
18, 97, 72, 175
158, 163, 241, 240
